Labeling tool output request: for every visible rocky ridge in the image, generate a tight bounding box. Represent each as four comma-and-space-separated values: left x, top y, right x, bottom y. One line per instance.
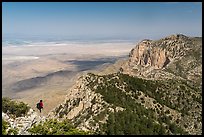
50, 71, 202, 134
48, 73, 124, 132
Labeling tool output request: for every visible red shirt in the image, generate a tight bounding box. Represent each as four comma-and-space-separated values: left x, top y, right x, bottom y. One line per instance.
39, 102, 43, 108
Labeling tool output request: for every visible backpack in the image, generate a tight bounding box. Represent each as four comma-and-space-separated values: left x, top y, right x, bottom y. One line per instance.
36, 103, 40, 109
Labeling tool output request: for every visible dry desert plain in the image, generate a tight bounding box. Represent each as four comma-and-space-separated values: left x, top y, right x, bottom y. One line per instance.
2, 42, 135, 115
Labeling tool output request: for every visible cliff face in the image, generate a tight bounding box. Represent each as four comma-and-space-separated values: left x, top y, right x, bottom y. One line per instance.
128, 39, 169, 69
121, 34, 202, 86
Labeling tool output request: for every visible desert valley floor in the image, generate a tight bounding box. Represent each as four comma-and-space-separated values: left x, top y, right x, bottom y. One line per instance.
2, 42, 134, 115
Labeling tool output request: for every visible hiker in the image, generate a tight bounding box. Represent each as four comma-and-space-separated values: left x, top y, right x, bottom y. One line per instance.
37, 100, 43, 113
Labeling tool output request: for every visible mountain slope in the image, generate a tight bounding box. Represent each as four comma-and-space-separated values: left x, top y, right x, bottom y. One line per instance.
49, 72, 201, 134
49, 34, 202, 135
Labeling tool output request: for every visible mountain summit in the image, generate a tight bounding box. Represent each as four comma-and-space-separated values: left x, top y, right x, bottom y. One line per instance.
121, 34, 202, 84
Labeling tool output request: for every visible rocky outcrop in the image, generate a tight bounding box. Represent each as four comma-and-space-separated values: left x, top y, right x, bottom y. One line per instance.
2, 109, 46, 135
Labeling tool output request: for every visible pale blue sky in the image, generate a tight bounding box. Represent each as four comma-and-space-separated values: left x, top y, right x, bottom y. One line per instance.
2, 2, 202, 40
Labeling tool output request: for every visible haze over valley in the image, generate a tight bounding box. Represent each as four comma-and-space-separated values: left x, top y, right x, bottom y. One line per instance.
2, 40, 135, 114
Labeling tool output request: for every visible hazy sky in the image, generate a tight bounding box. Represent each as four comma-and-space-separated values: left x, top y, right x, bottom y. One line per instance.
2, 2, 202, 40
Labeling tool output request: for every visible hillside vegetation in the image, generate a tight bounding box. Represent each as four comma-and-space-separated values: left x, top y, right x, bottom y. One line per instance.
28, 119, 91, 135
84, 72, 201, 135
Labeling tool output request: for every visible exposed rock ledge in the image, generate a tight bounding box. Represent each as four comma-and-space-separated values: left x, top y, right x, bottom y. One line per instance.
2, 109, 46, 135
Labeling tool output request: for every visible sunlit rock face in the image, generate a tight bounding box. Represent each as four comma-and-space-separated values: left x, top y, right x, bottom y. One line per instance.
128, 40, 169, 69
121, 34, 202, 82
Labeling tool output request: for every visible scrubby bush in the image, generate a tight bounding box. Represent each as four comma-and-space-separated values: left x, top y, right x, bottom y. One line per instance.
2, 97, 30, 117
28, 119, 90, 135
2, 119, 18, 135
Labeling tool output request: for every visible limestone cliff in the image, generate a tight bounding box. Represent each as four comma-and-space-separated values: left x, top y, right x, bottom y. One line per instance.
121, 34, 202, 86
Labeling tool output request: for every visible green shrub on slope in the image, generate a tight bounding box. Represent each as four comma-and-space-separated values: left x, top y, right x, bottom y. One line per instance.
28, 119, 90, 135
2, 97, 30, 118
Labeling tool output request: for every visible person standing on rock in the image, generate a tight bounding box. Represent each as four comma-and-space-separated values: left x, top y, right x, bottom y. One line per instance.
37, 100, 43, 113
